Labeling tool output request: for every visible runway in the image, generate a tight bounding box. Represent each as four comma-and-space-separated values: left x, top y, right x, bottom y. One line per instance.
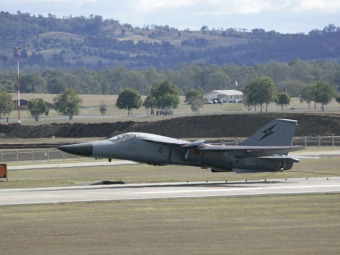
8, 160, 138, 170
6, 149, 340, 171
1, 177, 340, 206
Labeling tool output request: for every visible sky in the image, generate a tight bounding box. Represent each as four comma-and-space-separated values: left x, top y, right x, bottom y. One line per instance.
1, 0, 340, 33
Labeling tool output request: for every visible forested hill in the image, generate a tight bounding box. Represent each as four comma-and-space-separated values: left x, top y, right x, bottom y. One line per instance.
0, 12, 339, 70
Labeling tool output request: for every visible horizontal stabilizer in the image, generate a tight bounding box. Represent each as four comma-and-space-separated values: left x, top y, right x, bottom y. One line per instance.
196, 145, 296, 151
258, 155, 300, 163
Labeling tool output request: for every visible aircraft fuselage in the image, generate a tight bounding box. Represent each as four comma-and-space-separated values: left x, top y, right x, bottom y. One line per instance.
60, 133, 292, 173
58, 119, 301, 173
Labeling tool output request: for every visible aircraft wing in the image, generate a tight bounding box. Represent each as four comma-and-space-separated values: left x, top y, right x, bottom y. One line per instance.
181, 140, 206, 148
141, 137, 210, 154
142, 136, 303, 155
142, 137, 186, 145
195, 144, 302, 151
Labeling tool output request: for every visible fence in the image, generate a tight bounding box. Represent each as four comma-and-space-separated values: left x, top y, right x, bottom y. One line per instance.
293, 135, 340, 147
1, 136, 339, 164
0, 148, 83, 164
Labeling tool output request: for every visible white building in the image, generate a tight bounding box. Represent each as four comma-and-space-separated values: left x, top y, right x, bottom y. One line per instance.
204, 90, 243, 103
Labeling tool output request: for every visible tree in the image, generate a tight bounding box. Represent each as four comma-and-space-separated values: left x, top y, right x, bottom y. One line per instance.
206, 70, 230, 91
0, 79, 15, 93
20, 73, 47, 93
275, 92, 291, 110
116, 88, 142, 115
53, 89, 83, 120
146, 80, 180, 111
312, 81, 336, 111
27, 98, 49, 121
185, 89, 204, 114
200, 25, 209, 32
99, 101, 107, 116
300, 85, 315, 109
47, 77, 67, 94
336, 95, 340, 103
280, 80, 307, 97
143, 95, 156, 115
243, 77, 277, 113
0, 91, 13, 119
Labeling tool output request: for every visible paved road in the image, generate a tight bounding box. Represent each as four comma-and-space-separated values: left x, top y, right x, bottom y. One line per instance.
1, 177, 340, 206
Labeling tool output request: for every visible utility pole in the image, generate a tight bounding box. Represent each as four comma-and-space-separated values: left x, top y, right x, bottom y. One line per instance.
13, 47, 21, 124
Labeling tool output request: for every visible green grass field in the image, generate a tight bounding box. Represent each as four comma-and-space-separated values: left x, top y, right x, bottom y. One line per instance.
5, 93, 340, 125
1, 154, 340, 189
2, 93, 340, 254
1, 195, 340, 255
1, 150, 340, 254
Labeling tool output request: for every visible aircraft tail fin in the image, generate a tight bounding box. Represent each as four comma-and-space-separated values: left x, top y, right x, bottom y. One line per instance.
239, 118, 297, 146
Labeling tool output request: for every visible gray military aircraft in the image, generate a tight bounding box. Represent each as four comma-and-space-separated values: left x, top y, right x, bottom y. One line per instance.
58, 118, 302, 173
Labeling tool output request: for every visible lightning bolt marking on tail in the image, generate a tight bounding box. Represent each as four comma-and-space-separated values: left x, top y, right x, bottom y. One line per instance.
260, 124, 276, 140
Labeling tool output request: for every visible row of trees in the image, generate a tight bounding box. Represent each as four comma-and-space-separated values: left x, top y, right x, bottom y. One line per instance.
0, 88, 82, 121
300, 81, 338, 111
117, 78, 339, 116
1, 60, 339, 96
0, 81, 182, 121
116, 80, 207, 116
0, 78, 338, 122
116, 81, 181, 115
243, 77, 337, 112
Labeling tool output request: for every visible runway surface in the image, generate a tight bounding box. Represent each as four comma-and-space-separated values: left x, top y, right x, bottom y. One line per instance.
6, 149, 340, 171
8, 160, 138, 170
1, 177, 340, 206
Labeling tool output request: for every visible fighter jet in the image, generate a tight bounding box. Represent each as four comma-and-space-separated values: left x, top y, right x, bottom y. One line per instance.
58, 118, 302, 173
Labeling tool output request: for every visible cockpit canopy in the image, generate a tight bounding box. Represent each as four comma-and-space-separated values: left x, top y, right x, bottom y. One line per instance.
109, 133, 137, 142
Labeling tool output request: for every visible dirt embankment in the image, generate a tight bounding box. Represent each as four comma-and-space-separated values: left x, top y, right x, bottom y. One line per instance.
1, 113, 340, 141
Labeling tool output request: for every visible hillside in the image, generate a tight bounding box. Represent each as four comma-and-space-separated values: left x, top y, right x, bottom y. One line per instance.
0, 12, 339, 70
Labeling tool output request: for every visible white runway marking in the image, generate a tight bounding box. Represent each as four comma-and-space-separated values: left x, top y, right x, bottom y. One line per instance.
8, 160, 138, 170
1, 177, 340, 206
138, 184, 340, 194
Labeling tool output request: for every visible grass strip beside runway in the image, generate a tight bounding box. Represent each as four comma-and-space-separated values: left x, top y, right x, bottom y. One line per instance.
2, 156, 340, 189
1, 194, 340, 255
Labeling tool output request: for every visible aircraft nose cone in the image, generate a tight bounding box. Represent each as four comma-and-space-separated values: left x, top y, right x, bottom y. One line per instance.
58, 143, 93, 157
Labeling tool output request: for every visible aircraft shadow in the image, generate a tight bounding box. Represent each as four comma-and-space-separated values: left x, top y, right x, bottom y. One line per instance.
88, 180, 288, 190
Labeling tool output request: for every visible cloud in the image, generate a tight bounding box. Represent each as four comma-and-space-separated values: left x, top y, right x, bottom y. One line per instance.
4, 0, 340, 14
2, 0, 98, 4
206, 0, 340, 15
2, 0, 338, 33
129, 0, 340, 15
197, 0, 274, 15
292, 0, 340, 13
129, 0, 279, 16
131, 0, 199, 13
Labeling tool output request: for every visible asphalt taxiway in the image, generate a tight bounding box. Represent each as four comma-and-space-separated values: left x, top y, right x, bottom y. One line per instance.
1, 177, 340, 206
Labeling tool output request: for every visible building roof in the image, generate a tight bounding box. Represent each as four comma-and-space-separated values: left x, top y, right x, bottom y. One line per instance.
212, 90, 243, 95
